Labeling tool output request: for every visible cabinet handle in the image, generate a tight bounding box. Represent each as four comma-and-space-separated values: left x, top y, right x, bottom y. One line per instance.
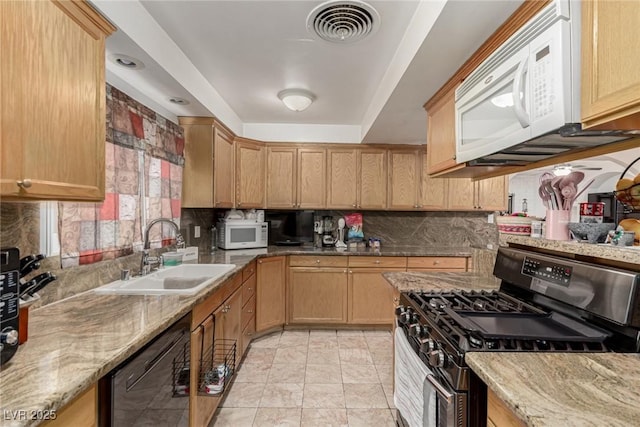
247, 287, 252, 291
316, 259, 321, 263
352, 203, 357, 207
349, 270, 353, 274
258, 260, 263, 264
343, 269, 347, 273
433, 260, 440, 265
375, 260, 380, 264
16, 179, 32, 189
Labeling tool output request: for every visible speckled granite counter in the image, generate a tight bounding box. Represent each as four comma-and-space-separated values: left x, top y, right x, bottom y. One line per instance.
383, 271, 500, 292
0, 245, 473, 426
467, 352, 640, 427
502, 235, 640, 266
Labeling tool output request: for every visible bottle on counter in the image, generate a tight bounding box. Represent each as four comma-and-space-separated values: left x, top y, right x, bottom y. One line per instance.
211, 225, 217, 252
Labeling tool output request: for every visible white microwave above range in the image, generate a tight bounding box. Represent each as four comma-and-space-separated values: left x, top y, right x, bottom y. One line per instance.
217, 220, 268, 250
454, 0, 629, 167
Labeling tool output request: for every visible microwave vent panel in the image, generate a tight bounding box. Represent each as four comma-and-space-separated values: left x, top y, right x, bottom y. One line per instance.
307, 0, 380, 44
457, 1, 568, 100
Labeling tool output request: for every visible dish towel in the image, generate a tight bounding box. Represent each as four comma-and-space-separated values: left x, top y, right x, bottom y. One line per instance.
394, 327, 437, 427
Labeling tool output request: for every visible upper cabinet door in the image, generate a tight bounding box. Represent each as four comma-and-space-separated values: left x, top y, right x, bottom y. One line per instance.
235, 140, 265, 209
476, 176, 507, 211
297, 148, 326, 209
388, 150, 420, 210
419, 152, 448, 210
582, 0, 640, 129
0, 0, 114, 201
425, 85, 459, 174
327, 148, 357, 209
181, 122, 214, 207
358, 149, 387, 210
213, 126, 235, 208
447, 178, 476, 211
266, 147, 297, 209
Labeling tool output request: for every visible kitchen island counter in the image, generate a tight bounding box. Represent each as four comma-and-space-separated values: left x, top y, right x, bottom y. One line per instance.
467, 352, 640, 427
0, 245, 475, 426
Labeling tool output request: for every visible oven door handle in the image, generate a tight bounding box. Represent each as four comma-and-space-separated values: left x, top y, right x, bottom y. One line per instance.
426, 374, 454, 404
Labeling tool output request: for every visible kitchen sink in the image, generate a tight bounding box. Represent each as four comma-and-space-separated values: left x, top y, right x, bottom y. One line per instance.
95, 264, 236, 295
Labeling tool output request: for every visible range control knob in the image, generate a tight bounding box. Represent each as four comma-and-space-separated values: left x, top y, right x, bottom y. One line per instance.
408, 324, 424, 337
420, 338, 437, 353
394, 306, 407, 316
0, 329, 19, 346
401, 311, 418, 325
428, 349, 447, 368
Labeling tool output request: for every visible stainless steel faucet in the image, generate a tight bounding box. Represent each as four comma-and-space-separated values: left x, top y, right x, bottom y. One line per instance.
140, 218, 186, 275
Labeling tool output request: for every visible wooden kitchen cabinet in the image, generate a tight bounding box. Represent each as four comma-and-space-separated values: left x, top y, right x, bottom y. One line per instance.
487, 388, 526, 427
327, 147, 387, 210
581, 0, 640, 129
327, 148, 358, 209
256, 256, 286, 332
42, 384, 97, 427
266, 146, 326, 209
190, 314, 219, 427
419, 152, 448, 210
388, 149, 421, 210
348, 268, 401, 324
240, 261, 257, 356
447, 176, 507, 211
213, 125, 235, 208
179, 118, 235, 208
407, 256, 468, 271
289, 267, 348, 324
425, 84, 459, 174
0, 0, 114, 201
235, 138, 265, 209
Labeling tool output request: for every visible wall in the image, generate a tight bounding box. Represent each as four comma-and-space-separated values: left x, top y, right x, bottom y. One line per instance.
180, 208, 499, 250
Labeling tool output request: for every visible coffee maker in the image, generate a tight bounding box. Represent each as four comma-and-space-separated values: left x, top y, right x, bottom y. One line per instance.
322, 216, 334, 247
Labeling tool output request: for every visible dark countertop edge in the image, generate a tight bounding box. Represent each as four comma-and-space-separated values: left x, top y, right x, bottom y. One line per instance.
13, 246, 476, 424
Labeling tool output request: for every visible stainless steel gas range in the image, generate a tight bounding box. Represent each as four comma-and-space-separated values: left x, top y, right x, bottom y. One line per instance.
394, 247, 640, 427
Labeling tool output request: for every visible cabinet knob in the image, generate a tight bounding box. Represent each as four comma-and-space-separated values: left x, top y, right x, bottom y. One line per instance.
316, 259, 320, 263
375, 260, 380, 264
433, 260, 440, 265
293, 203, 296, 207
16, 179, 32, 189
247, 287, 252, 291
353, 203, 357, 207
258, 260, 263, 264
247, 309, 253, 313
349, 270, 353, 274
246, 332, 253, 337
237, 202, 242, 206
343, 269, 347, 273
393, 297, 399, 302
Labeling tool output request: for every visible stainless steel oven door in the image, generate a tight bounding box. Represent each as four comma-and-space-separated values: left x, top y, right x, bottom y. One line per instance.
424, 372, 468, 427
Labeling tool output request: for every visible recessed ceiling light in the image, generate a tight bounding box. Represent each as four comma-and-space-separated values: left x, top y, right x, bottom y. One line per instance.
168, 97, 190, 106
108, 54, 145, 70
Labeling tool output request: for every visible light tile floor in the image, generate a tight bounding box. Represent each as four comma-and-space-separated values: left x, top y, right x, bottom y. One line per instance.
210, 329, 396, 427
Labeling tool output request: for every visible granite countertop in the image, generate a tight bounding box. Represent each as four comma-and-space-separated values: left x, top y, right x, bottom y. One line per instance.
502, 235, 640, 266
383, 271, 500, 293
467, 352, 640, 427
0, 245, 473, 426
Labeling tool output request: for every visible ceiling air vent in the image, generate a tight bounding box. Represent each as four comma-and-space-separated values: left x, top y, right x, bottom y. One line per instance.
307, 0, 380, 44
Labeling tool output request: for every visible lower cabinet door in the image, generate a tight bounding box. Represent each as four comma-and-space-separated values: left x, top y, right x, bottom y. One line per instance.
189, 315, 219, 427
256, 256, 286, 331
288, 268, 348, 323
348, 268, 401, 324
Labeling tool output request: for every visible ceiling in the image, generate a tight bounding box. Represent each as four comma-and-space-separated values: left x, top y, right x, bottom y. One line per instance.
91, 0, 523, 144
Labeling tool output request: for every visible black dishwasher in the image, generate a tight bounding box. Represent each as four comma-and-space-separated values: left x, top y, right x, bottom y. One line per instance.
99, 315, 191, 427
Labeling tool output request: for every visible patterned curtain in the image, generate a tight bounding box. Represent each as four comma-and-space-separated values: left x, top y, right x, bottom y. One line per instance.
59, 85, 184, 268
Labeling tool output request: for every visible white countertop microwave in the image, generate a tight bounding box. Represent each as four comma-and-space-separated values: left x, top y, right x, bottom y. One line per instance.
454, 0, 628, 166
217, 221, 268, 250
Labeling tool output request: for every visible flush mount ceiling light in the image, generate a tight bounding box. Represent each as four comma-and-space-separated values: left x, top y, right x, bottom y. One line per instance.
277, 89, 315, 112
168, 97, 190, 106
553, 164, 573, 176
307, 0, 380, 44
108, 54, 145, 70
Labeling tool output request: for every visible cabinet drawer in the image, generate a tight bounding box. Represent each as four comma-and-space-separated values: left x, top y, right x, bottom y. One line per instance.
242, 273, 256, 305
407, 257, 467, 270
242, 260, 257, 282
242, 294, 256, 329
289, 256, 348, 267
348, 256, 407, 268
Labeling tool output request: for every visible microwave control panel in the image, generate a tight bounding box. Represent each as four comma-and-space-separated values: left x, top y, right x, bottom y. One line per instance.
532, 44, 553, 120
522, 256, 572, 286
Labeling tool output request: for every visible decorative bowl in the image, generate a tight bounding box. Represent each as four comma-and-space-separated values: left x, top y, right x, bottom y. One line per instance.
568, 222, 616, 244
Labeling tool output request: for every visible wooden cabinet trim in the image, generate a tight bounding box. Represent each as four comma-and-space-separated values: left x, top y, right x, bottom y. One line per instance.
487, 388, 526, 427
348, 256, 407, 268
42, 383, 96, 427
